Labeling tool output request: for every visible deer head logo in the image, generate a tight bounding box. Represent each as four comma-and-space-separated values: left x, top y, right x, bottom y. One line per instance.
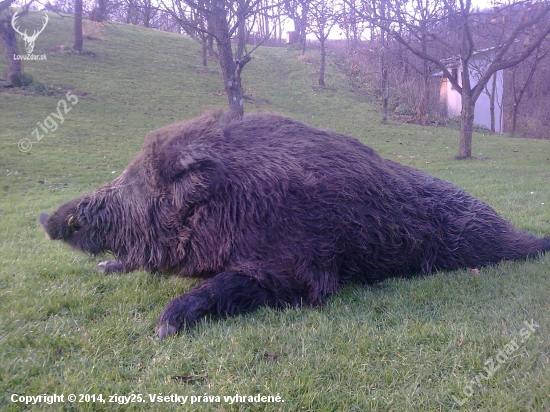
11, 12, 49, 54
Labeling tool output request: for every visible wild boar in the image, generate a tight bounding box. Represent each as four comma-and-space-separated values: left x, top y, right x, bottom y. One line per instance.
39, 111, 550, 339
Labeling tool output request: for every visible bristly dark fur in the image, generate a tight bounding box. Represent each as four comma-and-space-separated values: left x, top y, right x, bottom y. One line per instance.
40, 111, 550, 339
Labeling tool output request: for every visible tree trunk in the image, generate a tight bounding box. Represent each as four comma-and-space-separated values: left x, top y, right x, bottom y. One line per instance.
381, 66, 389, 125
300, 3, 308, 56
509, 49, 545, 136
318, 38, 325, 86
98, 0, 107, 22
0, 15, 22, 86
510, 67, 519, 135
511, 104, 518, 135
380, 42, 389, 125
418, 32, 429, 125
74, 0, 83, 53
201, 42, 208, 67
235, 3, 246, 60
143, 12, 150, 28
457, 54, 474, 159
263, 1, 269, 40
212, 4, 244, 119
489, 73, 497, 132
458, 92, 475, 159
379, 0, 389, 125
217, 43, 244, 119
293, 17, 300, 41
207, 34, 214, 56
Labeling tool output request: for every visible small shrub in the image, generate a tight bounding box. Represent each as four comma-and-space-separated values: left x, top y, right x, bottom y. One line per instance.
20, 73, 34, 86
297, 52, 318, 65
26, 82, 48, 94
9, 73, 22, 87
21, 82, 65, 96
83, 20, 104, 40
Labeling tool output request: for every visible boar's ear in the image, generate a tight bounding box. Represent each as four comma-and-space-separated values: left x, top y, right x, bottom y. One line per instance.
162, 147, 224, 204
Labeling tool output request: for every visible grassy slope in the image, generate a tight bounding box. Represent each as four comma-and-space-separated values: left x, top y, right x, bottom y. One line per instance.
1, 13, 549, 411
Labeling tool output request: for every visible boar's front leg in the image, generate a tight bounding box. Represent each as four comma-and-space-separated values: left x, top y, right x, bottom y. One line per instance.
98, 260, 125, 274
156, 270, 306, 340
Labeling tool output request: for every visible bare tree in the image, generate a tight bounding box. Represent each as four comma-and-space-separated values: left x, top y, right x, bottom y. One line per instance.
485, 72, 498, 132
284, 0, 309, 53
0, 0, 30, 87
350, 0, 550, 158
340, 0, 359, 48
161, 0, 277, 118
74, 0, 83, 53
358, 0, 394, 123
118, 0, 160, 27
308, 0, 337, 85
90, 0, 109, 22
162, 0, 217, 64
508, 42, 550, 135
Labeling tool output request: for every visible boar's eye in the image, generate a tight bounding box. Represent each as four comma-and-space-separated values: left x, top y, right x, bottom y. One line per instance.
67, 215, 81, 232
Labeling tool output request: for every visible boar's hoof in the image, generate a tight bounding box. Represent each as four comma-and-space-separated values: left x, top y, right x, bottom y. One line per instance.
98, 260, 124, 274
156, 323, 179, 340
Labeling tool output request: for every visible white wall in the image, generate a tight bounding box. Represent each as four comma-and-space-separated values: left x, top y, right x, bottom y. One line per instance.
439, 55, 504, 134
473, 70, 503, 134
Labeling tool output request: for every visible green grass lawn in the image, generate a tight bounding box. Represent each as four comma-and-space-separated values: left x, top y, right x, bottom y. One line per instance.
1, 13, 549, 411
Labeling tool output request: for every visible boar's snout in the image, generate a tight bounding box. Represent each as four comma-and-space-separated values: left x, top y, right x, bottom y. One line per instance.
39, 211, 80, 241
39, 213, 52, 239
39, 200, 105, 255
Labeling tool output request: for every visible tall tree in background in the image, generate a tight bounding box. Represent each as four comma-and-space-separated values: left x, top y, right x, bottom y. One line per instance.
163, 0, 216, 66
73, 0, 83, 53
90, 0, 108, 22
162, 0, 275, 118
285, 0, 309, 53
350, 0, 550, 159
340, 0, 362, 48
359, 0, 394, 124
121, 0, 159, 27
508, 42, 550, 135
308, 0, 337, 85
0, 0, 26, 86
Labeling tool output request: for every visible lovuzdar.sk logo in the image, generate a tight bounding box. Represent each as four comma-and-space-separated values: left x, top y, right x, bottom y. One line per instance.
11, 11, 48, 60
